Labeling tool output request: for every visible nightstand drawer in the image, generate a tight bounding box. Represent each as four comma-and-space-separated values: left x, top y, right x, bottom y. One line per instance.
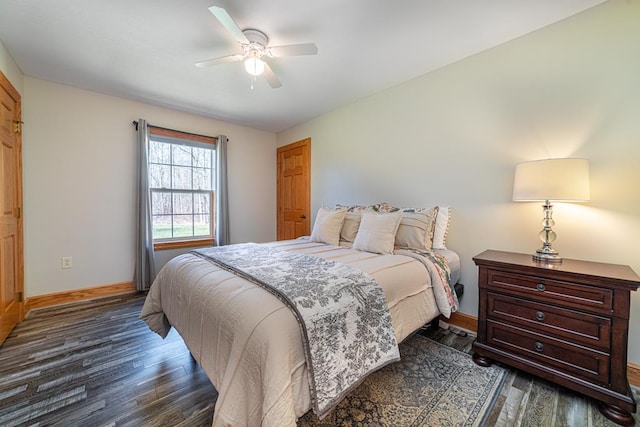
487, 292, 611, 351
487, 320, 610, 386
487, 270, 613, 314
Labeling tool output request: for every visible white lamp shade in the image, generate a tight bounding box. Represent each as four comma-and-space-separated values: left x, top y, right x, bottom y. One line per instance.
513, 158, 590, 202
244, 56, 265, 76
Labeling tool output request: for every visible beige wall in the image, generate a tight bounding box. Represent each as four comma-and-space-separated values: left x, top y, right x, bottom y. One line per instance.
277, 1, 640, 362
20, 77, 276, 297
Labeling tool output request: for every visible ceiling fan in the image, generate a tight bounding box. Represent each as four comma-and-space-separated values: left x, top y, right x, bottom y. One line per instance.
196, 6, 318, 89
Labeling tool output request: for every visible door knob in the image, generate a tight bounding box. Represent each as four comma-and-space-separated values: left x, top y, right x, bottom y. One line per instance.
300, 214, 306, 219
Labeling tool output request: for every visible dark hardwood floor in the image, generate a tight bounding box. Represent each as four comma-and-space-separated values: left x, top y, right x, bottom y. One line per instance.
0, 293, 216, 427
422, 322, 640, 427
0, 293, 637, 426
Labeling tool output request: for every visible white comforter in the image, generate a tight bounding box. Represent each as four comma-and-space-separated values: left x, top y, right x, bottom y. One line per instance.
140, 239, 456, 426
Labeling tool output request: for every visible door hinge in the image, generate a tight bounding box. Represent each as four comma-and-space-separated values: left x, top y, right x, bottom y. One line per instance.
15, 207, 21, 219
17, 291, 23, 303
13, 121, 23, 134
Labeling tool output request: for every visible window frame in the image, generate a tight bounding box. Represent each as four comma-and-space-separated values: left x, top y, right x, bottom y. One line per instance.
148, 126, 217, 251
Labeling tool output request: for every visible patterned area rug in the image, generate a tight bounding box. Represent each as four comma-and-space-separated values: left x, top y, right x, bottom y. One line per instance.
298, 333, 508, 426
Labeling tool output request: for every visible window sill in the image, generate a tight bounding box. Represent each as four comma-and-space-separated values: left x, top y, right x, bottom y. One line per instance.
154, 238, 215, 251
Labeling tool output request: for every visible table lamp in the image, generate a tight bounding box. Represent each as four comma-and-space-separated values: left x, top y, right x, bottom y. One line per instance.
512, 158, 590, 263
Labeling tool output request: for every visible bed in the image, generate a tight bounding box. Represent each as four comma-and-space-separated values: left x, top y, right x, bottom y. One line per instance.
140, 204, 460, 426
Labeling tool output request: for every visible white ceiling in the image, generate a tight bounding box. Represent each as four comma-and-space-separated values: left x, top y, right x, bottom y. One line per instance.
0, 0, 605, 133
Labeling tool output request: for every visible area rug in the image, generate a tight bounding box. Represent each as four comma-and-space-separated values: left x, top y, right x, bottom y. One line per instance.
298, 333, 508, 426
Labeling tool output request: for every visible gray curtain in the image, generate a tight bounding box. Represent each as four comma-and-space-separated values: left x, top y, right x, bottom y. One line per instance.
134, 119, 156, 290
216, 135, 230, 246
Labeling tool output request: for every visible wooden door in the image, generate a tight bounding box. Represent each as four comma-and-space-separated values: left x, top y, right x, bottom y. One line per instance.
277, 138, 310, 240
0, 71, 24, 344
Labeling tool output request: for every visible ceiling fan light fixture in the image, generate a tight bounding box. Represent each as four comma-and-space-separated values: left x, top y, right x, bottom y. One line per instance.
198, 7, 316, 88
244, 54, 265, 76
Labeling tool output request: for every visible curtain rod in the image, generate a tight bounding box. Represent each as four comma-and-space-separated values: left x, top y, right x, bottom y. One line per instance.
131, 121, 226, 141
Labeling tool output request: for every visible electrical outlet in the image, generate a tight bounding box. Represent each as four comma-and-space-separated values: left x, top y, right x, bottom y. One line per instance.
61, 256, 73, 269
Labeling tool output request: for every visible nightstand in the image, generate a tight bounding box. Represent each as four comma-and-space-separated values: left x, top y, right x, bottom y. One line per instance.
472, 250, 639, 426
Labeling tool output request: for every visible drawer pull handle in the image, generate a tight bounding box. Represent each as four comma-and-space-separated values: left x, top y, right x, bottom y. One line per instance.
534, 342, 544, 352
536, 311, 545, 321
536, 283, 546, 291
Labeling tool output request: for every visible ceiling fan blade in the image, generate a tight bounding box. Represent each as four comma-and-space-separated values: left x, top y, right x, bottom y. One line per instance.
195, 54, 244, 68
208, 6, 249, 44
262, 62, 282, 88
269, 43, 318, 57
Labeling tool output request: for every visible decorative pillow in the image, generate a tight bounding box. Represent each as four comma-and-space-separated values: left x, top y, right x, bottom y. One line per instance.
336, 202, 450, 249
336, 203, 370, 213
310, 208, 346, 246
395, 210, 437, 251
396, 205, 436, 215
366, 202, 399, 213
352, 212, 402, 255
432, 206, 450, 249
340, 212, 362, 243
335, 202, 400, 213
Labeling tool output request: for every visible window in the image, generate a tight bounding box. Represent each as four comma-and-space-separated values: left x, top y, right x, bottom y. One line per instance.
148, 127, 216, 250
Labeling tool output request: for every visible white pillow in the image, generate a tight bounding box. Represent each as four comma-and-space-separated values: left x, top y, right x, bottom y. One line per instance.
310, 208, 346, 246
395, 211, 436, 251
340, 212, 361, 243
352, 212, 402, 255
432, 206, 450, 249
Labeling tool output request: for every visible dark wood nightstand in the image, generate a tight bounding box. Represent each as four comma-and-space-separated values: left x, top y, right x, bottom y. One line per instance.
472, 250, 639, 426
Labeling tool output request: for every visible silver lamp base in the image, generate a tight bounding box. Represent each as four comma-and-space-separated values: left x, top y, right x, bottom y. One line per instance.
533, 248, 562, 264
533, 200, 563, 264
